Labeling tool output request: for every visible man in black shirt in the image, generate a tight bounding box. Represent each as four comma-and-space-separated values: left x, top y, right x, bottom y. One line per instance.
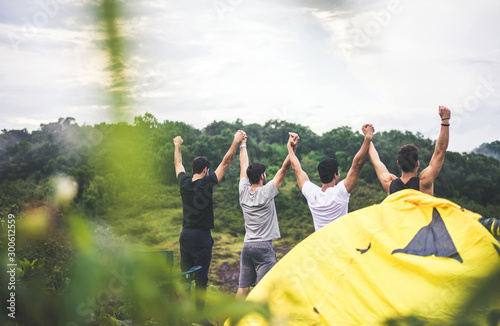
368, 107, 500, 238
173, 130, 246, 312
368, 106, 451, 196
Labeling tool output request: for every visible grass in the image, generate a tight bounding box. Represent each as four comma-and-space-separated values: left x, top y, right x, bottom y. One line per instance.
100, 182, 306, 298
98, 203, 266, 325
102, 195, 243, 291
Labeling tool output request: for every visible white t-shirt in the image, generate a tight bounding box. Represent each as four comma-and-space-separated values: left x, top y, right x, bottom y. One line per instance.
301, 180, 350, 231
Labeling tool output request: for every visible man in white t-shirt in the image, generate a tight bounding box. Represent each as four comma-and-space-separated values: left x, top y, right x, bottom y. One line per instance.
287, 124, 375, 231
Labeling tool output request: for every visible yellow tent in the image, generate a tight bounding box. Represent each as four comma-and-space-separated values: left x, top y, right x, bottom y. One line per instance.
233, 190, 500, 325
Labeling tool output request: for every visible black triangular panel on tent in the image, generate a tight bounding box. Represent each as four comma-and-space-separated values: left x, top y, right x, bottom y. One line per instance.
392, 208, 463, 263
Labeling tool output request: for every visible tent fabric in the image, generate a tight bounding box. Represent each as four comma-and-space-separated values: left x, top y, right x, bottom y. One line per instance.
356, 242, 371, 254
458, 209, 500, 237
233, 190, 500, 326
392, 208, 463, 263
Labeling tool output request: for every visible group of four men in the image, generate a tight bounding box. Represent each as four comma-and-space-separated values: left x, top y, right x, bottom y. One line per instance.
173, 106, 452, 313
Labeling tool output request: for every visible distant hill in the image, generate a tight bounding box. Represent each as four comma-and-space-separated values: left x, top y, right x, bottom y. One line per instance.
473, 141, 500, 161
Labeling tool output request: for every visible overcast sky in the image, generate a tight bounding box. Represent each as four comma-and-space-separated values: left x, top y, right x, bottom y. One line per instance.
1, 0, 500, 152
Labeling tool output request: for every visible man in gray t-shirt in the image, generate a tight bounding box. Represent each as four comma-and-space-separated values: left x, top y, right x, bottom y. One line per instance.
239, 178, 280, 241
235, 136, 296, 299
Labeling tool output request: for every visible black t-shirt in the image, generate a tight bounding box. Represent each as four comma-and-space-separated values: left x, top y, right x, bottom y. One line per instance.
178, 172, 219, 229
389, 177, 420, 194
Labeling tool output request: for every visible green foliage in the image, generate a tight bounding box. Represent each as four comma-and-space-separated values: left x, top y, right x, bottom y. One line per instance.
1, 213, 270, 325
17, 258, 43, 286
17, 235, 73, 293
1, 114, 499, 248
0, 114, 499, 324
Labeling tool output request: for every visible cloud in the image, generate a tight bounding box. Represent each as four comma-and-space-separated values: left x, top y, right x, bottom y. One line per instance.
8, 117, 52, 127
301, 0, 500, 150
0, 0, 499, 152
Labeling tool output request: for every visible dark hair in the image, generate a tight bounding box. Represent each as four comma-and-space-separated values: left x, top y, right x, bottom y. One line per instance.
397, 145, 419, 172
192, 156, 210, 174
317, 158, 339, 184
247, 163, 266, 184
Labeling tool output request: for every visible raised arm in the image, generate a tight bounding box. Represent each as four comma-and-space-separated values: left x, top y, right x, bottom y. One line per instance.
272, 155, 292, 190
419, 106, 451, 194
287, 132, 309, 191
214, 130, 246, 182
344, 124, 375, 193
240, 136, 249, 180
173, 136, 186, 177
368, 138, 397, 195
272, 135, 298, 189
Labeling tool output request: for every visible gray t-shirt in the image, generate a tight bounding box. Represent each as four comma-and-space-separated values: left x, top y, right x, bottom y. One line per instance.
239, 178, 281, 242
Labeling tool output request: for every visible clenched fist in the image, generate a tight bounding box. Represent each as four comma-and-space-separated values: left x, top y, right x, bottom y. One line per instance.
173, 136, 183, 146
439, 106, 451, 120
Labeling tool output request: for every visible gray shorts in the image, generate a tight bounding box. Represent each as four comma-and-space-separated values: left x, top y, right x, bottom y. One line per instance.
238, 240, 277, 288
